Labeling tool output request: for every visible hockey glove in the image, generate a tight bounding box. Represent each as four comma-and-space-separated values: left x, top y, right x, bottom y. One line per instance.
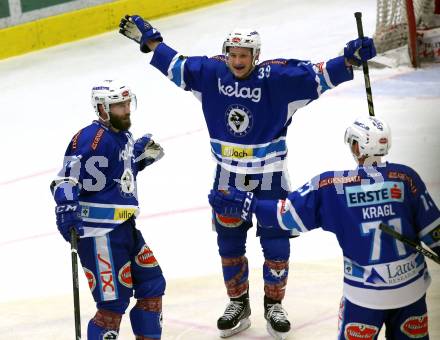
55, 203, 84, 242
119, 15, 163, 53
134, 134, 164, 170
344, 37, 376, 66
208, 187, 257, 222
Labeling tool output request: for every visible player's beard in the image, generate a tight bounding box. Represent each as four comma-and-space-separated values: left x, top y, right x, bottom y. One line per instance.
110, 113, 131, 131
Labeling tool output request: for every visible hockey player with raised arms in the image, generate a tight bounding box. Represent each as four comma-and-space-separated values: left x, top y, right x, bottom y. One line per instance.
209, 116, 440, 340
119, 15, 376, 339
50, 80, 165, 339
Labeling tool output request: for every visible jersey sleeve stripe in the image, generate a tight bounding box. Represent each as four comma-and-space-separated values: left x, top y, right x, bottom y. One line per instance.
167, 55, 187, 89
286, 99, 311, 122
279, 199, 308, 232
418, 216, 440, 238
322, 63, 335, 88
192, 90, 202, 102
315, 74, 323, 97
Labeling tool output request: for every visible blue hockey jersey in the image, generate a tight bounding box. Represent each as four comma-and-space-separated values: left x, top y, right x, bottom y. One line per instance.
255, 162, 440, 309
52, 121, 143, 237
150, 43, 353, 174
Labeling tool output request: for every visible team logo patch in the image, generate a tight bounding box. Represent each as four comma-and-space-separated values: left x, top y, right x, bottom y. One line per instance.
215, 213, 243, 228
81, 205, 90, 218
159, 312, 163, 328
118, 261, 133, 288
430, 226, 440, 241
102, 330, 118, 339
270, 268, 287, 279
344, 322, 379, 340
225, 104, 253, 137
400, 314, 428, 338
119, 168, 135, 196
135, 244, 159, 268
83, 267, 96, 292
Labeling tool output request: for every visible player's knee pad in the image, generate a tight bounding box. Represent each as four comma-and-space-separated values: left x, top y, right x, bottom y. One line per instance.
260, 236, 290, 260
263, 259, 289, 301
134, 273, 166, 300
130, 297, 163, 339
217, 232, 247, 257
87, 309, 123, 340
221, 256, 249, 298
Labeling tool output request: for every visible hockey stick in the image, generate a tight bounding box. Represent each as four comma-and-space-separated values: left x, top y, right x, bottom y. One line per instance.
379, 223, 440, 265
354, 12, 375, 117
70, 228, 82, 339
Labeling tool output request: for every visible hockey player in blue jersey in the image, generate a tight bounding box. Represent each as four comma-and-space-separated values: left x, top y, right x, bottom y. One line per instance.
209, 116, 440, 340
119, 15, 376, 339
50, 80, 166, 340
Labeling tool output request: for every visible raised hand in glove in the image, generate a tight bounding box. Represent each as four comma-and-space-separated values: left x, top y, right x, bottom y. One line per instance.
119, 15, 163, 53
208, 187, 256, 222
134, 134, 164, 170
344, 37, 376, 66
55, 202, 83, 242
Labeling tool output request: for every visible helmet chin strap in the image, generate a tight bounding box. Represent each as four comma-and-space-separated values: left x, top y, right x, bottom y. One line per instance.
353, 153, 382, 166
362, 156, 382, 166
98, 105, 111, 123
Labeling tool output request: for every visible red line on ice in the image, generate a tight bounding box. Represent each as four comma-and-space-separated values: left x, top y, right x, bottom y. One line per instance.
0, 206, 210, 247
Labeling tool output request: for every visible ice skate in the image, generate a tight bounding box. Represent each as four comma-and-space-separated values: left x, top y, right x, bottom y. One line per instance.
265, 300, 290, 340
217, 294, 251, 338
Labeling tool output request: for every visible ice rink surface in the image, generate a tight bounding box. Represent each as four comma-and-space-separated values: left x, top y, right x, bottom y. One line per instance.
0, 0, 439, 338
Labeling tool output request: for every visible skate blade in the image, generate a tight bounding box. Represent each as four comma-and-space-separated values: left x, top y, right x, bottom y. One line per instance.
219, 318, 251, 338
266, 322, 290, 340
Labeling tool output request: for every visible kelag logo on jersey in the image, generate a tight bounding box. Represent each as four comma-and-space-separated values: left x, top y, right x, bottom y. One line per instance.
218, 79, 261, 102
345, 182, 404, 207
225, 104, 253, 137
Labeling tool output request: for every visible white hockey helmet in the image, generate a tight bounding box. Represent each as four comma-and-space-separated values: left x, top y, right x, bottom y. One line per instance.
344, 116, 391, 158
91, 80, 137, 118
222, 28, 261, 63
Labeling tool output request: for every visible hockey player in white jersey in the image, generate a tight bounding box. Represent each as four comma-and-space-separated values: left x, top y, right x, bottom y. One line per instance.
209, 116, 440, 340
51, 80, 165, 339
119, 14, 376, 339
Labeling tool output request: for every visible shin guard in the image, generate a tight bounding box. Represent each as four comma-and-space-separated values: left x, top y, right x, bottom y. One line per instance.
263, 259, 289, 301
87, 309, 122, 340
130, 297, 162, 339
221, 256, 249, 298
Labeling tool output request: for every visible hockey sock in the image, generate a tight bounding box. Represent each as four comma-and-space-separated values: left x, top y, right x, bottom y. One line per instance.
87, 309, 122, 340
263, 259, 289, 301
129, 297, 162, 339
221, 256, 249, 298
